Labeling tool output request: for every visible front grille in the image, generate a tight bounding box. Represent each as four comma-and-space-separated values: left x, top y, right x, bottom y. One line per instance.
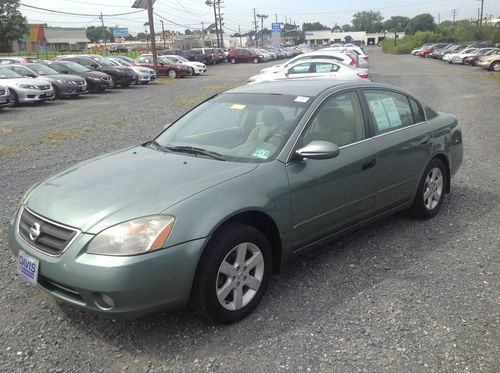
75, 80, 85, 85
38, 275, 84, 302
0, 89, 5, 95
18, 208, 78, 256
102, 77, 110, 81
37, 85, 50, 90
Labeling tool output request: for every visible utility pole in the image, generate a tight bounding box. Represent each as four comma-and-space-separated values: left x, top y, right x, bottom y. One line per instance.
146, 0, 158, 72
479, 0, 484, 28
283, 16, 287, 46
99, 12, 107, 53
217, 0, 224, 48
160, 20, 166, 49
238, 24, 242, 47
208, 1, 220, 47
275, 13, 278, 23
438, 12, 440, 25
451, 9, 458, 23
256, 14, 268, 47
253, 8, 258, 46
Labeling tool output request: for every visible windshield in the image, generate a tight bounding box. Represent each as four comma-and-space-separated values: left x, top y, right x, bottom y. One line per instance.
115, 59, 132, 66
92, 56, 114, 66
154, 93, 311, 162
61, 61, 90, 72
28, 64, 59, 75
0, 67, 22, 78
174, 55, 189, 62
160, 56, 175, 64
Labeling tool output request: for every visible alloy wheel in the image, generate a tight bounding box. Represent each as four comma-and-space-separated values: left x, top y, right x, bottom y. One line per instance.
423, 167, 443, 210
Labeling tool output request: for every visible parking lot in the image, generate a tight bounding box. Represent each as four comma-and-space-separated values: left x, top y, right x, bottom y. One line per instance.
0, 47, 498, 372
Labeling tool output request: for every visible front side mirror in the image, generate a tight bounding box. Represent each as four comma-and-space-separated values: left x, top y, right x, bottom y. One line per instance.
295, 141, 340, 160
163, 122, 171, 130
90, 64, 98, 69
25, 73, 37, 78
159, 62, 165, 66
61, 70, 69, 74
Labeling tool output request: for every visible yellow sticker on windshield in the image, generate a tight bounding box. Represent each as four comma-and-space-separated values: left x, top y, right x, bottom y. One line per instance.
230, 104, 246, 110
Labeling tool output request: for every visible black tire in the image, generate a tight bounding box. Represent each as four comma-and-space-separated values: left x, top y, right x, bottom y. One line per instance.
120, 82, 131, 88
168, 69, 177, 78
410, 158, 447, 219
188, 67, 194, 76
491, 61, 500, 72
230, 57, 236, 64
253, 57, 259, 64
110, 76, 118, 88
192, 223, 272, 324
9, 89, 19, 107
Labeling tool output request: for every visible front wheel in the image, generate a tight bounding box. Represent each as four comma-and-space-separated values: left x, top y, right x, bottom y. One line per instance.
230, 57, 236, 64
491, 61, 500, 72
410, 158, 447, 219
168, 69, 177, 78
253, 57, 259, 64
8, 89, 18, 107
192, 223, 272, 324
120, 82, 131, 88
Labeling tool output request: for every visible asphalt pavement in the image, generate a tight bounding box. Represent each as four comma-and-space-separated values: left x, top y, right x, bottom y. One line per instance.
0, 47, 498, 372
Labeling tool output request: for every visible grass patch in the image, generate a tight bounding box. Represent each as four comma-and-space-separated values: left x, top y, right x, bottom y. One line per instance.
172, 83, 240, 108
485, 72, 500, 82
110, 119, 127, 126
151, 77, 178, 85
0, 128, 12, 135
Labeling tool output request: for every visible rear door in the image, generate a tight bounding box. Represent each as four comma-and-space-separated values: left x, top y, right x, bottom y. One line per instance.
361, 89, 431, 213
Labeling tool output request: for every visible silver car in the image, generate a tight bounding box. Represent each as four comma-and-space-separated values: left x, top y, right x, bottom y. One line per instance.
107, 57, 156, 85
0, 84, 11, 109
0, 67, 54, 106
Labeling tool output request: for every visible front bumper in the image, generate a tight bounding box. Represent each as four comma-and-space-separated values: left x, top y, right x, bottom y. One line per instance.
136, 72, 156, 83
17, 87, 55, 103
56, 82, 88, 97
8, 207, 208, 319
477, 61, 491, 69
0, 93, 10, 107
115, 74, 135, 85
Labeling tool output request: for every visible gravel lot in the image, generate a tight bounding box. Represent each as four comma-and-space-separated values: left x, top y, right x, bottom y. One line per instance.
0, 47, 498, 372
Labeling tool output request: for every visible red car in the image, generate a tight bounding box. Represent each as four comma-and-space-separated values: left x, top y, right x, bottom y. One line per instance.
227, 48, 265, 64
0, 56, 43, 64
134, 55, 191, 78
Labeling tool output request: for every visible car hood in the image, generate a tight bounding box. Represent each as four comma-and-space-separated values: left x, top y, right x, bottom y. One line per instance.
26, 146, 257, 234
0, 77, 49, 87
81, 71, 110, 79
41, 74, 85, 82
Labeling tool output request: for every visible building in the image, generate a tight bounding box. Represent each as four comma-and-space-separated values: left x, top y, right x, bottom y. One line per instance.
305, 30, 405, 46
11, 25, 90, 52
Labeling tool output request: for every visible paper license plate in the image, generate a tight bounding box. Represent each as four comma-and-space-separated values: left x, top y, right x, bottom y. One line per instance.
18, 251, 39, 285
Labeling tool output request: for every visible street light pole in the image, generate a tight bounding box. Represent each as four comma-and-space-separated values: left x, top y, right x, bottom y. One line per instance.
160, 20, 166, 49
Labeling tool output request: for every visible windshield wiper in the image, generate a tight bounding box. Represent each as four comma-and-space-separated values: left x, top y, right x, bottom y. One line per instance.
143, 139, 169, 152
165, 146, 226, 161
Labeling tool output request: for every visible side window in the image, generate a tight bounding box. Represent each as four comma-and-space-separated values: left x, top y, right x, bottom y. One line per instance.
314, 63, 339, 73
409, 98, 425, 123
302, 91, 366, 147
0, 59, 13, 64
288, 63, 312, 74
78, 58, 93, 68
364, 90, 414, 134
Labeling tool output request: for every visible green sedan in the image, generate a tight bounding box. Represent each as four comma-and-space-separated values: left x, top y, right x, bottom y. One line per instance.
8, 79, 463, 323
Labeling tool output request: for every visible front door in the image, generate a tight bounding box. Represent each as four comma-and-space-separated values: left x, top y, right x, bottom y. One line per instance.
286, 90, 377, 249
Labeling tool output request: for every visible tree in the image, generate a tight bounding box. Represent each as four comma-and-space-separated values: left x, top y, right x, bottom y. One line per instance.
405, 13, 436, 35
135, 32, 148, 41
185, 29, 192, 35
352, 10, 384, 33
302, 22, 330, 31
0, 0, 27, 52
86, 26, 113, 43
341, 24, 352, 32
383, 16, 410, 32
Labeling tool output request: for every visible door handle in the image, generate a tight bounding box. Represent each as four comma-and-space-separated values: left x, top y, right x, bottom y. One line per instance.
419, 135, 432, 145
362, 159, 376, 170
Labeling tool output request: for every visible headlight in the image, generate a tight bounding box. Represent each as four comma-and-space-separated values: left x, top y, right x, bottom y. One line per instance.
88, 76, 101, 81
139, 69, 149, 73
87, 215, 175, 256
56, 79, 74, 84
16, 83, 37, 89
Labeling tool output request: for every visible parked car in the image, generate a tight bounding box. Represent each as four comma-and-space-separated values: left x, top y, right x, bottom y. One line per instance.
0, 56, 43, 64
410, 43, 435, 55
215, 48, 227, 63
477, 53, 500, 71
45, 61, 112, 93
442, 45, 474, 62
161, 55, 207, 75
190, 48, 218, 64
248, 59, 369, 84
3, 63, 87, 99
0, 84, 11, 109
107, 57, 156, 85
227, 48, 265, 64
321, 46, 368, 67
134, 54, 191, 78
449, 47, 480, 64
7, 79, 463, 323
54, 55, 135, 88
108, 44, 128, 53
260, 50, 362, 75
465, 48, 500, 66
0, 67, 54, 106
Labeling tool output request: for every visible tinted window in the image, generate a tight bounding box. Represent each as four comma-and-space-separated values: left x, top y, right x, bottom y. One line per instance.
303, 91, 365, 147
288, 63, 312, 74
78, 58, 95, 68
314, 62, 339, 73
409, 98, 425, 123
364, 90, 414, 134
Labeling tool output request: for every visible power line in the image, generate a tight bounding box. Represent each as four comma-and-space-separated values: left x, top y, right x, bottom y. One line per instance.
19, 3, 145, 17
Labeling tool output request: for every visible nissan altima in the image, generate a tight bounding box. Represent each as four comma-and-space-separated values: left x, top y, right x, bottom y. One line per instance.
9, 80, 463, 324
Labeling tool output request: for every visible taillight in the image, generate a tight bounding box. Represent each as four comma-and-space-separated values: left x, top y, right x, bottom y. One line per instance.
350, 58, 357, 66
357, 73, 369, 79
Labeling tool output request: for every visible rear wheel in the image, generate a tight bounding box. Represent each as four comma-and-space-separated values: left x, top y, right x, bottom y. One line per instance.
168, 69, 177, 78
119, 82, 131, 88
192, 223, 272, 324
110, 76, 117, 88
410, 158, 447, 219
188, 67, 194, 76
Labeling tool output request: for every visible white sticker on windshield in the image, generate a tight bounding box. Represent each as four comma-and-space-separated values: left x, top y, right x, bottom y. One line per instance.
294, 96, 310, 103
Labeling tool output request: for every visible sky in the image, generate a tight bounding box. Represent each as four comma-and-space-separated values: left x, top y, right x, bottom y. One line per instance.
19, 0, 500, 36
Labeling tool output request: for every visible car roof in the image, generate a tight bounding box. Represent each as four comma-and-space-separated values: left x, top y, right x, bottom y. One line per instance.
225, 79, 395, 97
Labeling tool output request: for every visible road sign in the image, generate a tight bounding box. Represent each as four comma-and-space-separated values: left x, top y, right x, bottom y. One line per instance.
113, 27, 129, 37
271, 23, 281, 33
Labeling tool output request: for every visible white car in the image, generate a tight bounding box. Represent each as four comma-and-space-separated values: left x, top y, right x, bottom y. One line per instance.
107, 57, 156, 84
450, 48, 481, 64
443, 47, 476, 62
248, 59, 369, 85
161, 55, 207, 75
320, 46, 369, 68
0, 67, 54, 106
260, 51, 364, 75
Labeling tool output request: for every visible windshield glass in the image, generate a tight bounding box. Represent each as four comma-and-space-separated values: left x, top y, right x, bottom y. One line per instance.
172, 55, 188, 62
160, 56, 175, 64
61, 62, 90, 72
115, 59, 132, 66
28, 64, 59, 75
92, 56, 114, 66
0, 67, 21, 78
154, 93, 311, 163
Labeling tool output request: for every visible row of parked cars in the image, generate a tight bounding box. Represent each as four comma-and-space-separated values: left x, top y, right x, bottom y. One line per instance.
246, 44, 369, 84
0, 53, 212, 109
410, 42, 500, 71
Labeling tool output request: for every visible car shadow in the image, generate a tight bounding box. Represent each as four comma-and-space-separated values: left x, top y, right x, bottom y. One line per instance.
55, 183, 485, 360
